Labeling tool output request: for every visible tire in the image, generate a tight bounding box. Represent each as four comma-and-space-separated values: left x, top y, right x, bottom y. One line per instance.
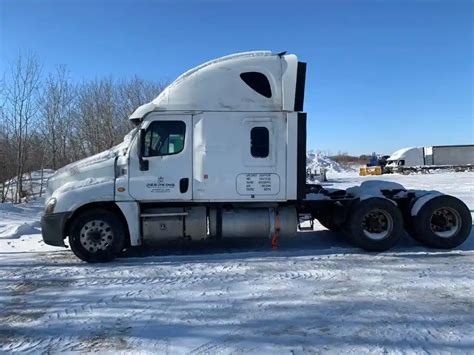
69, 208, 126, 263
412, 195, 472, 249
317, 216, 341, 232
346, 198, 403, 251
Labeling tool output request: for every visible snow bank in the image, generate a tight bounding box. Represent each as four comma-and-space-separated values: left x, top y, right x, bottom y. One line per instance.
306, 150, 355, 174
0, 199, 44, 239
2, 169, 55, 202
1, 221, 41, 239
0, 198, 59, 251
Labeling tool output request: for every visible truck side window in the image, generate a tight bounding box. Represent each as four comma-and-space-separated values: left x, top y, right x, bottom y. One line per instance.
250, 127, 269, 158
144, 121, 185, 157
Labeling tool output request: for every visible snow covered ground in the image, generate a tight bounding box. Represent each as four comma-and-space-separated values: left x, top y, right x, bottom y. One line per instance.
1, 172, 473, 353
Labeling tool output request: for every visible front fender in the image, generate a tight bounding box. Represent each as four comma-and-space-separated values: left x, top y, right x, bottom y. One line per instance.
51, 178, 115, 213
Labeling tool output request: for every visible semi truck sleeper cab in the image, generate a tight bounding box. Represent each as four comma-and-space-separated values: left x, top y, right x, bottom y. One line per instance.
41, 51, 472, 262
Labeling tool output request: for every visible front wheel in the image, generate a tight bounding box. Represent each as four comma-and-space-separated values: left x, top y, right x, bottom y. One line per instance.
69, 209, 125, 262
412, 195, 472, 249
346, 198, 404, 251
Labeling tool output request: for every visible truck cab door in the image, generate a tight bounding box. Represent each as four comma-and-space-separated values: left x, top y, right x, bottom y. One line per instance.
128, 114, 192, 201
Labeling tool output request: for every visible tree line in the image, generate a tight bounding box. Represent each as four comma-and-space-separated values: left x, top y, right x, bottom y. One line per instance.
0, 53, 166, 203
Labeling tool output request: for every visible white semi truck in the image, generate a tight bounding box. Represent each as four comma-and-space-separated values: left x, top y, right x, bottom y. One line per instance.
386, 145, 474, 172
41, 51, 472, 262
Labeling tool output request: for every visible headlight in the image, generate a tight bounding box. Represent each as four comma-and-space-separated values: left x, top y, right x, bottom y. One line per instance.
45, 198, 57, 214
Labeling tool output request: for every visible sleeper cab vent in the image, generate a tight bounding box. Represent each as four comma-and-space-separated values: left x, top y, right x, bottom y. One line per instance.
240, 72, 272, 98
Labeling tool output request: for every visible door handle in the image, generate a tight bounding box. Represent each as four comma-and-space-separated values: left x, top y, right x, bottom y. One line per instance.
180, 178, 189, 193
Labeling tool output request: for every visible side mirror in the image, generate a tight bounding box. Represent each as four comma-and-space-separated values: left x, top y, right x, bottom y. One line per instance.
138, 128, 149, 171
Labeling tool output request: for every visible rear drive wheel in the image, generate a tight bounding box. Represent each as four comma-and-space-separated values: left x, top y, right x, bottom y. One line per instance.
412, 195, 472, 249
69, 209, 125, 262
346, 198, 403, 251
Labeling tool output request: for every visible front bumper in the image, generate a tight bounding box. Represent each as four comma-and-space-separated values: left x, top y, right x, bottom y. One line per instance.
41, 212, 72, 247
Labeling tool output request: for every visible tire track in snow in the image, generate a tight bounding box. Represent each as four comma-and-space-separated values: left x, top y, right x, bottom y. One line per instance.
1, 260, 260, 352
2, 251, 474, 353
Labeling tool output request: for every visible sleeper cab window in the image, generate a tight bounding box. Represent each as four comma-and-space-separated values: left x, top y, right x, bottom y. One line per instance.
240, 72, 272, 98
144, 120, 185, 157
250, 127, 269, 158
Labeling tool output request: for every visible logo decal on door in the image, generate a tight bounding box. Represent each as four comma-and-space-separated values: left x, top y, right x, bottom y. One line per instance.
146, 176, 176, 193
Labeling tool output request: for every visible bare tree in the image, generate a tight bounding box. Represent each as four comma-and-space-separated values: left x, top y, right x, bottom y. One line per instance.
73, 78, 115, 155
0, 116, 14, 202
116, 76, 166, 123
39, 66, 75, 169
73, 77, 166, 156
2, 53, 41, 202
0, 53, 166, 203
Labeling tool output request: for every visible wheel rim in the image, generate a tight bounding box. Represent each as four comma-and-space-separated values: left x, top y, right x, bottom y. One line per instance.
79, 220, 113, 253
361, 209, 393, 240
430, 207, 461, 238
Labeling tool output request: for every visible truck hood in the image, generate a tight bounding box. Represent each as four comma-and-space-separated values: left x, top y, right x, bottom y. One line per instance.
45, 129, 136, 198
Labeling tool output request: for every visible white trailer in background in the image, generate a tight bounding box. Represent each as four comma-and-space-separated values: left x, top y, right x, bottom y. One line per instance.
386, 145, 474, 173
425, 145, 474, 166
41, 52, 472, 262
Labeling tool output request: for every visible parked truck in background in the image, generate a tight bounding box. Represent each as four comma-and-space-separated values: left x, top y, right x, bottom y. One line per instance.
41, 52, 472, 262
386, 145, 474, 173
